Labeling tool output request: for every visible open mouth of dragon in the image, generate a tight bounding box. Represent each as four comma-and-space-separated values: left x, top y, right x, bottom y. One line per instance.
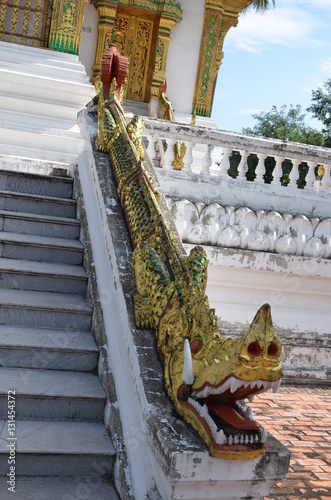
178, 375, 281, 455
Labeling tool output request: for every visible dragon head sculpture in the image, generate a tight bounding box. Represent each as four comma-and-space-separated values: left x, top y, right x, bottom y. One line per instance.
134, 243, 282, 460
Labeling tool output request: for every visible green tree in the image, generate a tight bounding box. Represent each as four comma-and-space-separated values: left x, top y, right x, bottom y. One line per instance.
245, 0, 275, 12
242, 104, 324, 145
307, 78, 331, 148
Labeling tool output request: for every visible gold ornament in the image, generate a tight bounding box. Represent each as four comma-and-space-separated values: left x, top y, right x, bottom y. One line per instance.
95, 78, 283, 460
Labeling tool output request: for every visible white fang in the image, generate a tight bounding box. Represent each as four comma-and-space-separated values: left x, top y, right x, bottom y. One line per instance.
183, 339, 194, 385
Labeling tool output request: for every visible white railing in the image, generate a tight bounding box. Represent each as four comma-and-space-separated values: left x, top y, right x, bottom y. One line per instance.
143, 118, 331, 195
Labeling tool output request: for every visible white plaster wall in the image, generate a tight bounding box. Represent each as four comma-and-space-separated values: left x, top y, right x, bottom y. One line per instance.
165, 0, 205, 116
79, 0, 99, 78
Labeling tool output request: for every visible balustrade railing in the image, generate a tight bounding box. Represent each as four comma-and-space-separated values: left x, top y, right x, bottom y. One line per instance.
143, 118, 331, 195
0, 0, 52, 47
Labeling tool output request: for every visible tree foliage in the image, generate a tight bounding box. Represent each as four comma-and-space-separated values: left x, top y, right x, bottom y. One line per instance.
242, 105, 325, 146
307, 79, 331, 147
245, 0, 275, 12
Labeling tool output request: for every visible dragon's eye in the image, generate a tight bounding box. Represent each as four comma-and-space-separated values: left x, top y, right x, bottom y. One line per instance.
267, 343, 278, 358
247, 341, 262, 358
190, 336, 202, 354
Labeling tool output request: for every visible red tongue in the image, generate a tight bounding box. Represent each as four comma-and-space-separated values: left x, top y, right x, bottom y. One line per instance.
208, 403, 261, 431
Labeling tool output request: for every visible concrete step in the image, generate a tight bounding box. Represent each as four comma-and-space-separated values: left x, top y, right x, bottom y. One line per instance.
0, 420, 115, 476
0, 289, 91, 329
0, 325, 98, 371
0, 169, 73, 198
0, 476, 118, 500
0, 258, 87, 295
0, 231, 84, 265
0, 367, 105, 421
0, 210, 80, 239
0, 190, 77, 218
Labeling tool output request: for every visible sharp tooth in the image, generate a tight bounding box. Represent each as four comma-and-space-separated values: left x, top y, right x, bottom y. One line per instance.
256, 380, 263, 389
228, 435, 233, 445
255, 434, 259, 443
239, 399, 247, 411
230, 378, 240, 393
202, 404, 208, 417
261, 428, 267, 444
245, 435, 249, 444
262, 381, 272, 392
250, 435, 254, 444
246, 407, 253, 420
248, 396, 255, 403
215, 429, 226, 445
272, 379, 281, 393
183, 339, 194, 386
234, 435, 239, 444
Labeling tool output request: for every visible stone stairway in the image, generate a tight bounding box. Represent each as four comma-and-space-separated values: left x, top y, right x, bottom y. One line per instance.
0, 169, 118, 498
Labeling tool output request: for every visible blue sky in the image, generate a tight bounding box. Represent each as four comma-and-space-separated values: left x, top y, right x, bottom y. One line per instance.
212, 0, 331, 133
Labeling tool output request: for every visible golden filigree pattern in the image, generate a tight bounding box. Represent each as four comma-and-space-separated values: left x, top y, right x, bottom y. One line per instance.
48, 0, 86, 55
193, 0, 252, 118
0, 0, 50, 46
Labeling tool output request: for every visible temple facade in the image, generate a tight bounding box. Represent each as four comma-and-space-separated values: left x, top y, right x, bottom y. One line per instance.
0, 1, 330, 498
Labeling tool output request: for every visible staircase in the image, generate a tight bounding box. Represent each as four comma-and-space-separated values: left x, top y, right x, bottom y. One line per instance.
0, 169, 118, 499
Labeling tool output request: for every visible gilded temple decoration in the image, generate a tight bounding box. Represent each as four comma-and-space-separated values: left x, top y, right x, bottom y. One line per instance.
91, 0, 182, 101
95, 49, 283, 460
0, 0, 52, 47
193, 0, 254, 117
49, 0, 86, 55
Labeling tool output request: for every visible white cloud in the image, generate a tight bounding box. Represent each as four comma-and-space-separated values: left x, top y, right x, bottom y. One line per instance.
225, 7, 320, 54
320, 58, 331, 75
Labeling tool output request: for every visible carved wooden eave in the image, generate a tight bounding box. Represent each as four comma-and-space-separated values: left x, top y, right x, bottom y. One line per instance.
193, 0, 253, 118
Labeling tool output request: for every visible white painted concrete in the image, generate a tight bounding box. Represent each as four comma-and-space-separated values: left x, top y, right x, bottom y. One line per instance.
0, 41, 95, 167
80, 0, 99, 78
165, 0, 204, 117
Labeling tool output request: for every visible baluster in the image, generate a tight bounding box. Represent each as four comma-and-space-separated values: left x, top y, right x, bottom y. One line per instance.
272, 155, 284, 185
321, 163, 331, 193
219, 147, 232, 178
288, 158, 301, 188
305, 161, 317, 190
209, 146, 222, 176
10, 0, 20, 43
21, 0, 31, 45
190, 143, 208, 174
201, 144, 212, 175
183, 141, 194, 171
32, 0, 42, 47
160, 138, 176, 170
255, 153, 267, 183
237, 150, 248, 180
0, 1, 8, 39
146, 136, 157, 168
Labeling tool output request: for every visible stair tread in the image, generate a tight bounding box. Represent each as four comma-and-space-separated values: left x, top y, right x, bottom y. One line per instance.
0, 367, 105, 398
0, 230, 83, 249
0, 189, 76, 205
0, 420, 115, 455
0, 257, 87, 278
0, 209, 79, 225
0, 325, 98, 351
0, 477, 118, 500
0, 288, 91, 312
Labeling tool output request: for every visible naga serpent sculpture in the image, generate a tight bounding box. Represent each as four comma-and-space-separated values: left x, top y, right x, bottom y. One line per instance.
95, 46, 283, 460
